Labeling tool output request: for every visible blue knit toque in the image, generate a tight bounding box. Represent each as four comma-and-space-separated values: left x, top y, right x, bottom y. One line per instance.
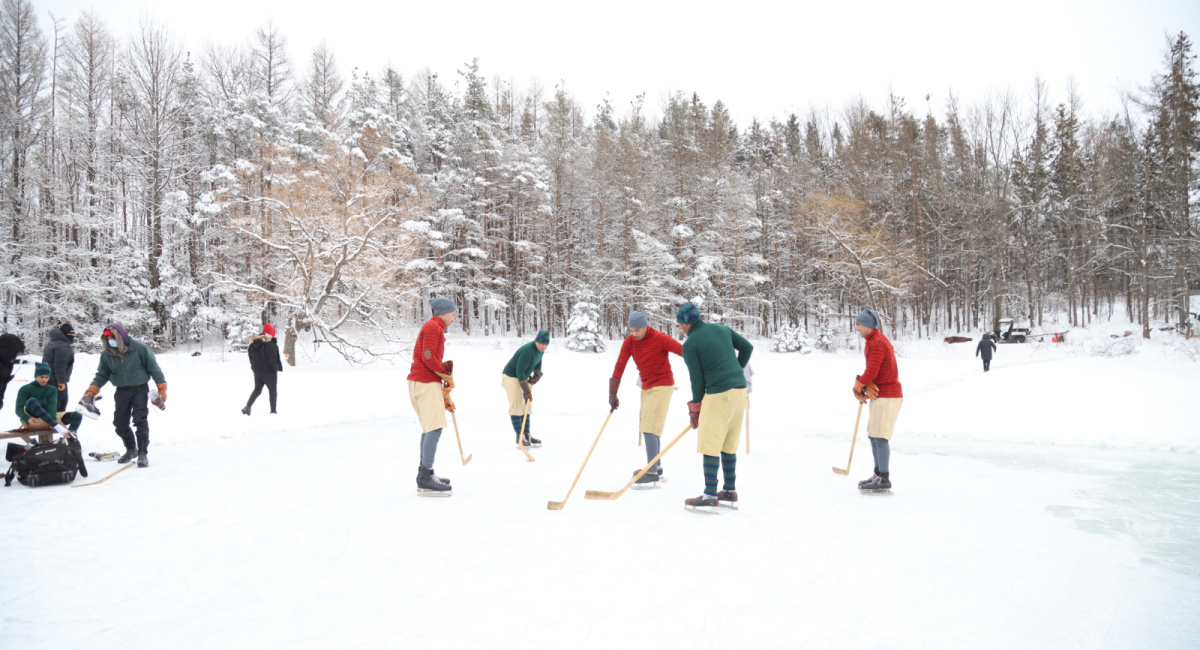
628, 311, 649, 328
855, 309, 880, 330
430, 297, 456, 316
34, 361, 51, 377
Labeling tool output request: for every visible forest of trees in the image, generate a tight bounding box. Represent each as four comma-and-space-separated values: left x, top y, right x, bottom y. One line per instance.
0, 0, 1196, 362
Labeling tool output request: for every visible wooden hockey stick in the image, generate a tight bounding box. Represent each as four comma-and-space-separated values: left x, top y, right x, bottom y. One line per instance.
832, 402, 864, 475
585, 423, 691, 500
516, 400, 535, 462
71, 463, 134, 488
450, 411, 472, 465
548, 408, 614, 510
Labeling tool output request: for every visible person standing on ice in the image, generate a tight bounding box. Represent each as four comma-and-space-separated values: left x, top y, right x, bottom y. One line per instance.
80, 323, 167, 468
676, 302, 753, 511
852, 309, 903, 491
609, 310, 683, 487
501, 330, 548, 448
407, 297, 457, 495
976, 332, 997, 372
15, 362, 83, 437
241, 324, 284, 415
42, 323, 75, 412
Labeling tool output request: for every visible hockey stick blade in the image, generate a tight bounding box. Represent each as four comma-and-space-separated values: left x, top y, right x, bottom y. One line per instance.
547, 500, 566, 510
584, 489, 618, 500
831, 467, 850, 475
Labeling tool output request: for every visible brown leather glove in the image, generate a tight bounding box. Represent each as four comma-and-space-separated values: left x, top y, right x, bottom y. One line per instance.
443, 389, 456, 413
853, 380, 867, 404
529, 369, 543, 385
865, 383, 880, 400
443, 360, 454, 376
608, 377, 620, 410
520, 381, 532, 401
687, 402, 701, 429
437, 373, 455, 390
84, 385, 100, 398
156, 383, 167, 404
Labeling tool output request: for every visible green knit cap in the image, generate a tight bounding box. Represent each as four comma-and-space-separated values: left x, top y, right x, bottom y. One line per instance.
675, 302, 701, 324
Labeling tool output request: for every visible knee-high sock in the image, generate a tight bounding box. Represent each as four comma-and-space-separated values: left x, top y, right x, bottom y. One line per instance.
420, 429, 442, 469
61, 411, 82, 432
510, 415, 530, 438
874, 437, 890, 474
23, 398, 56, 425
643, 433, 661, 472
720, 451, 736, 491
702, 455, 719, 496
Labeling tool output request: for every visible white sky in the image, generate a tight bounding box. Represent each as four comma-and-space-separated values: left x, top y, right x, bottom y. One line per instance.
37, 0, 1200, 126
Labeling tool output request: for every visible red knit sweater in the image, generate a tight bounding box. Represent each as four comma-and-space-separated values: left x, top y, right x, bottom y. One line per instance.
407, 317, 449, 383
612, 327, 683, 390
857, 330, 903, 398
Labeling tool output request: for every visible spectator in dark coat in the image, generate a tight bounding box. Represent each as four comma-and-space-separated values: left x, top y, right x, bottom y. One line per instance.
42, 323, 76, 412
976, 333, 997, 372
242, 323, 284, 415
0, 333, 25, 409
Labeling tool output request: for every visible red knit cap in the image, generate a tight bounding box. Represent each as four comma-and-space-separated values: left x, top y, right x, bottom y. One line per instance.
262, 323, 276, 337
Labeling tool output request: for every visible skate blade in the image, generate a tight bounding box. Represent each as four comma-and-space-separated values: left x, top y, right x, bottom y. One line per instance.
417, 489, 453, 497
858, 489, 893, 495
630, 482, 662, 490
684, 505, 721, 515
718, 502, 739, 510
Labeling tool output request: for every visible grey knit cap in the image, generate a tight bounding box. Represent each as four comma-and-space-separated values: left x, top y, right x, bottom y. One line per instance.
627, 311, 648, 328
855, 309, 880, 330
430, 297, 456, 316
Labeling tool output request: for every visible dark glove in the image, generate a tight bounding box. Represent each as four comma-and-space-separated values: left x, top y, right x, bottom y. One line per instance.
608, 377, 620, 409
529, 369, 543, 385
520, 381, 532, 401
687, 402, 701, 429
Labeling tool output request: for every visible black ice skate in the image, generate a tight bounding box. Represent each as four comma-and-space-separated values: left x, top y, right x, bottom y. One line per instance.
631, 470, 661, 490
517, 434, 541, 449
858, 470, 880, 489
858, 473, 892, 493
684, 493, 720, 514
717, 490, 739, 510
89, 451, 119, 462
416, 466, 452, 497
241, 406, 251, 416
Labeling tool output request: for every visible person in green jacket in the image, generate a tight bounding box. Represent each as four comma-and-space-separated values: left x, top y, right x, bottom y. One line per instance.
15, 362, 83, 437
81, 322, 167, 468
501, 330, 548, 447
676, 302, 753, 512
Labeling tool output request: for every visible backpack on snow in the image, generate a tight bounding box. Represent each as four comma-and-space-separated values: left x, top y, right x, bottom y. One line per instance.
4, 437, 88, 487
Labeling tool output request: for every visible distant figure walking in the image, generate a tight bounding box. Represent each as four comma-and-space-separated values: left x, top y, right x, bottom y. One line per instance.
42, 323, 76, 412
0, 333, 25, 409
976, 333, 997, 372
242, 324, 283, 415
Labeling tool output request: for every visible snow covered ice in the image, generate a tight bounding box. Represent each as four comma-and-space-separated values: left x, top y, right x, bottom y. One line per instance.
2, 334, 1198, 648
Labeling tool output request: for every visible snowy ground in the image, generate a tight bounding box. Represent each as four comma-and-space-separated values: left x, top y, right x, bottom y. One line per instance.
3, 330, 1199, 648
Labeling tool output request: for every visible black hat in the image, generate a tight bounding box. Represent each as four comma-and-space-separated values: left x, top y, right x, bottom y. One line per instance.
60, 323, 75, 337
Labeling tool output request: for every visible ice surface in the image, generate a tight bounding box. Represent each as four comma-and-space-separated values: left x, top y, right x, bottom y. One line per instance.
2, 335, 1197, 648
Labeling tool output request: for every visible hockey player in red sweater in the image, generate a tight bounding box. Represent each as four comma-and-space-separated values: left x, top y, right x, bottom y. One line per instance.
853, 309, 903, 491
609, 311, 683, 487
407, 297, 457, 496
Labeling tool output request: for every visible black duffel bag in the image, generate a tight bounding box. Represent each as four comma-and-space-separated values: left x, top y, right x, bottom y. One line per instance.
5, 437, 88, 487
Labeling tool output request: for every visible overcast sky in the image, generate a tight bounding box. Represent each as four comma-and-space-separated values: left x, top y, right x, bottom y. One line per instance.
36, 0, 1200, 125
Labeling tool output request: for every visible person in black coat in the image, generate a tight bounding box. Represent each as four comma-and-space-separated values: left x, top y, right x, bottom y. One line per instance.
0, 332, 25, 409
976, 333, 997, 372
242, 323, 284, 415
42, 323, 76, 412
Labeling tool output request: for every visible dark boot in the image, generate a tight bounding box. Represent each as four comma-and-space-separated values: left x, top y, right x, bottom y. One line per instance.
416, 466, 451, 493
684, 493, 719, 513
241, 406, 251, 416
858, 469, 880, 489
634, 471, 660, 485
859, 472, 891, 491
717, 490, 738, 503
118, 448, 137, 464
137, 450, 149, 468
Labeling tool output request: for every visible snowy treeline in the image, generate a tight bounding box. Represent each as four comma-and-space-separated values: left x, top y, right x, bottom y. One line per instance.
0, 2, 1196, 359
